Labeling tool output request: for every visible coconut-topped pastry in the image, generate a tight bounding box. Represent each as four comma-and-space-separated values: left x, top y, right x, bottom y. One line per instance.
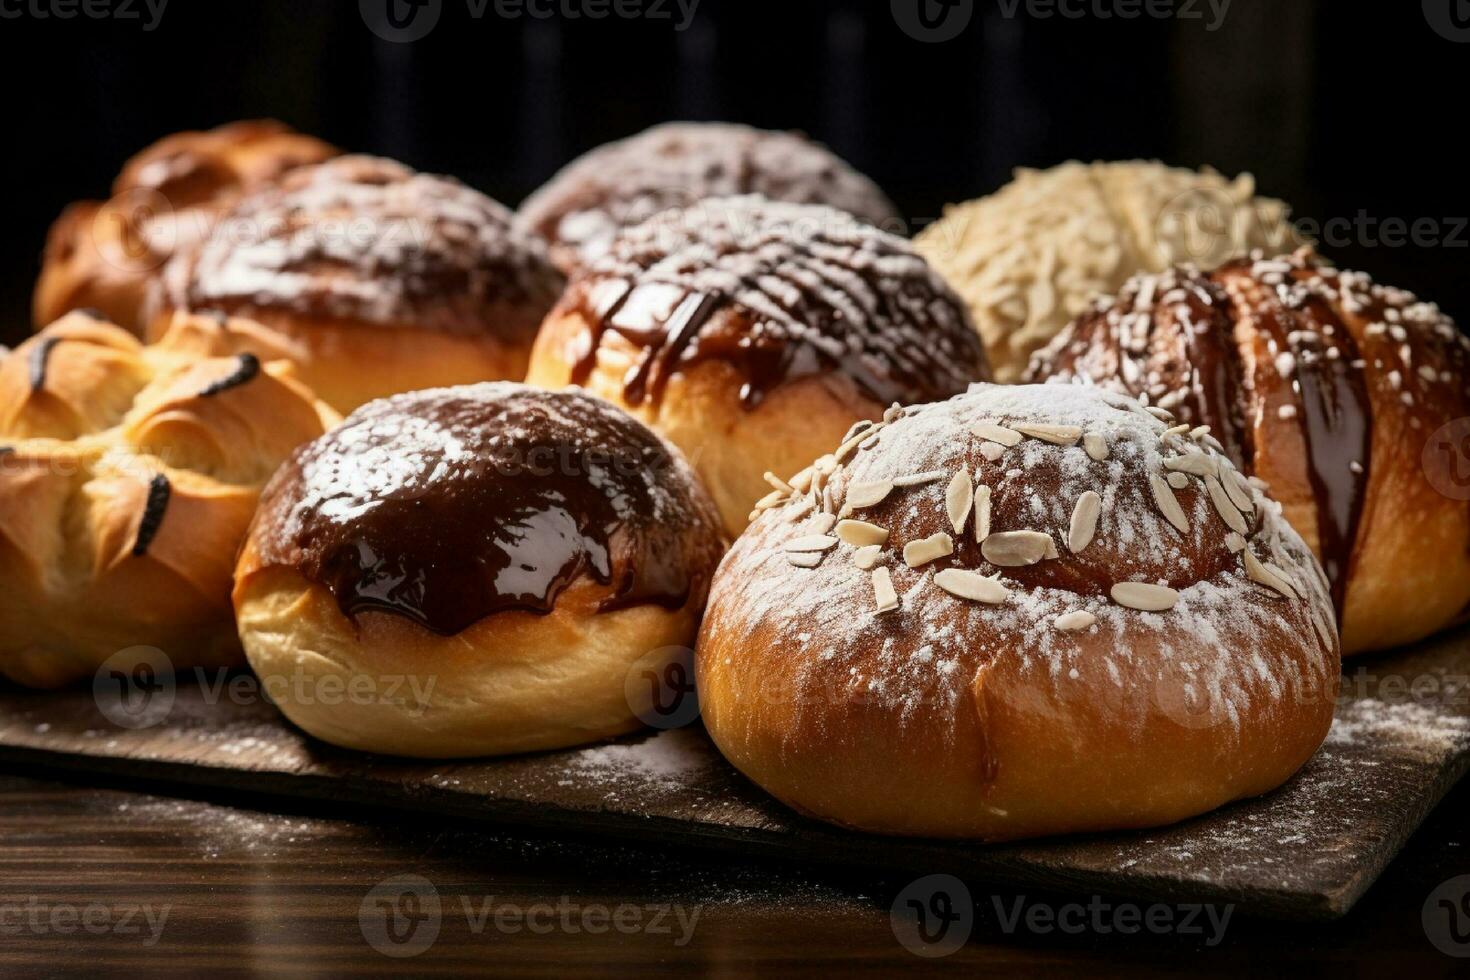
696, 382, 1338, 840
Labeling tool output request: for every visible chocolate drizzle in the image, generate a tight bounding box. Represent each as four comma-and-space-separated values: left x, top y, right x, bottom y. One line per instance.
197, 353, 261, 398
250, 383, 722, 636
565, 196, 988, 409
132, 474, 172, 556
28, 338, 60, 392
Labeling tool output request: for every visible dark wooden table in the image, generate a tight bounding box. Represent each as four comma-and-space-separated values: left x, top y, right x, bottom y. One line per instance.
0, 766, 1468, 976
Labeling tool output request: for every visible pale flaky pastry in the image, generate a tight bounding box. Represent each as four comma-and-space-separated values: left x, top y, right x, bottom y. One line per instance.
148, 155, 565, 413
915, 160, 1305, 381
1026, 249, 1470, 655
697, 383, 1338, 840
233, 383, 724, 757
0, 310, 337, 687
527, 196, 990, 537
35, 120, 337, 334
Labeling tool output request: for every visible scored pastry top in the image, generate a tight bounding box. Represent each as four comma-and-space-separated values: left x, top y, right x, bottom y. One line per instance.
557, 195, 990, 409
156, 155, 565, 337
248, 383, 724, 635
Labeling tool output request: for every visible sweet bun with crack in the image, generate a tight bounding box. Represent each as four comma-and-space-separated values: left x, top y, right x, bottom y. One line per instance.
526, 195, 990, 537
0, 310, 337, 688
34, 120, 337, 335
517, 121, 901, 274
696, 383, 1338, 840
233, 383, 724, 757
148, 155, 566, 413
1025, 248, 1470, 654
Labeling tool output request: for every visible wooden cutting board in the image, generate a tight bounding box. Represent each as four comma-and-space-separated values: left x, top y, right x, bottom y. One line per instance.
0, 626, 1467, 922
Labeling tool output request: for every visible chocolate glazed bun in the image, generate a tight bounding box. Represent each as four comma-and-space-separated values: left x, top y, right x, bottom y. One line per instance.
233, 383, 724, 758
148, 155, 566, 413
517, 122, 901, 274
1025, 249, 1470, 654
697, 384, 1338, 840
35, 120, 337, 334
526, 195, 990, 537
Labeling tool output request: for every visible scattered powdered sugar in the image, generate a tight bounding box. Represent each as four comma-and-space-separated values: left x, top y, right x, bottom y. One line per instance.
568, 728, 720, 786
1326, 698, 1470, 763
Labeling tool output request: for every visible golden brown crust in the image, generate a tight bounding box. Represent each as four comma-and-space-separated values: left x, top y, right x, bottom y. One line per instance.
34, 120, 337, 335
696, 383, 1338, 840
1026, 249, 1470, 654
0, 311, 336, 688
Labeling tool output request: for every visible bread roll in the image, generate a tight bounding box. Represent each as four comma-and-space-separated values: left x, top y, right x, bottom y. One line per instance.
148, 155, 565, 413
35, 120, 337, 334
1025, 249, 1470, 654
527, 195, 990, 537
914, 160, 1305, 381
517, 122, 900, 274
697, 383, 1338, 840
233, 383, 723, 757
0, 310, 337, 688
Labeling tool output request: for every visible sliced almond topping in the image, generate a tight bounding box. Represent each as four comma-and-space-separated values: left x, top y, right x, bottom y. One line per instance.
981, 530, 1056, 567
871, 566, 899, 613
787, 552, 823, 568
790, 467, 814, 493
893, 470, 945, 487
834, 424, 874, 462
1167, 472, 1190, 489
852, 545, 882, 569
904, 532, 954, 568
846, 480, 893, 509
1148, 473, 1189, 534
763, 471, 794, 494
1146, 406, 1176, 423
1224, 531, 1248, 553
842, 418, 875, 443
980, 441, 1006, 462
974, 484, 992, 542
1263, 561, 1301, 599
946, 470, 974, 535
1015, 423, 1082, 446
814, 454, 838, 475
754, 490, 786, 512
1068, 491, 1101, 553
1220, 468, 1255, 513
1189, 425, 1211, 441
934, 568, 1009, 604
1204, 476, 1249, 534
1162, 423, 1191, 438
1083, 432, 1109, 461
785, 535, 837, 553
971, 421, 1022, 447
1110, 581, 1180, 611
1243, 549, 1298, 599
883, 403, 904, 423
810, 513, 837, 534
836, 519, 889, 547
1164, 454, 1218, 478
1054, 610, 1097, 631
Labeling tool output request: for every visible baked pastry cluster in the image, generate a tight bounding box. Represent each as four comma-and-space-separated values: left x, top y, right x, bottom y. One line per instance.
914, 161, 1305, 381
697, 383, 1339, 839
528, 195, 990, 535
517, 122, 900, 274
1026, 249, 1470, 655
149, 155, 565, 413
0, 310, 336, 687
234, 383, 723, 757
35, 120, 337, 335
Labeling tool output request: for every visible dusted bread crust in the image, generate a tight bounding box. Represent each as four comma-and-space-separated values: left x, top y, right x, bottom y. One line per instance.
1026, 249, 1470, 654
696, 383, 1338, 840
148, 155, 566, 412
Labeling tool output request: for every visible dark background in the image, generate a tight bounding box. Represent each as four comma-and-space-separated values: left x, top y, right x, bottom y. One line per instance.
1, 0, 1465, 346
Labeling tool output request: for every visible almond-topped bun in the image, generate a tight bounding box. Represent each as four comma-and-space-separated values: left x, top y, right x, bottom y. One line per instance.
35, 120, 337, 334
0, 310, 337, 688
1025, 249, 1470, 655
526, 196, 990, 537
147, 155, 566, 413
697, 383, 1339, 840
233, 383, 723, 758
517, 122, 900, 274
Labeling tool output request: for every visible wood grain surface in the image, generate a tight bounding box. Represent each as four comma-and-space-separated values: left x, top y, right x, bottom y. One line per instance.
0, 626, 1467, 926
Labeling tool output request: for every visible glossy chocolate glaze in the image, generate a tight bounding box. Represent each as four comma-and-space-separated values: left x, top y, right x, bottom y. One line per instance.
132, 474, 172, 557
197, 353, 260, 398
250, 383, 722, 636
28, 338, 60, 392
564, 196, 988, 409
